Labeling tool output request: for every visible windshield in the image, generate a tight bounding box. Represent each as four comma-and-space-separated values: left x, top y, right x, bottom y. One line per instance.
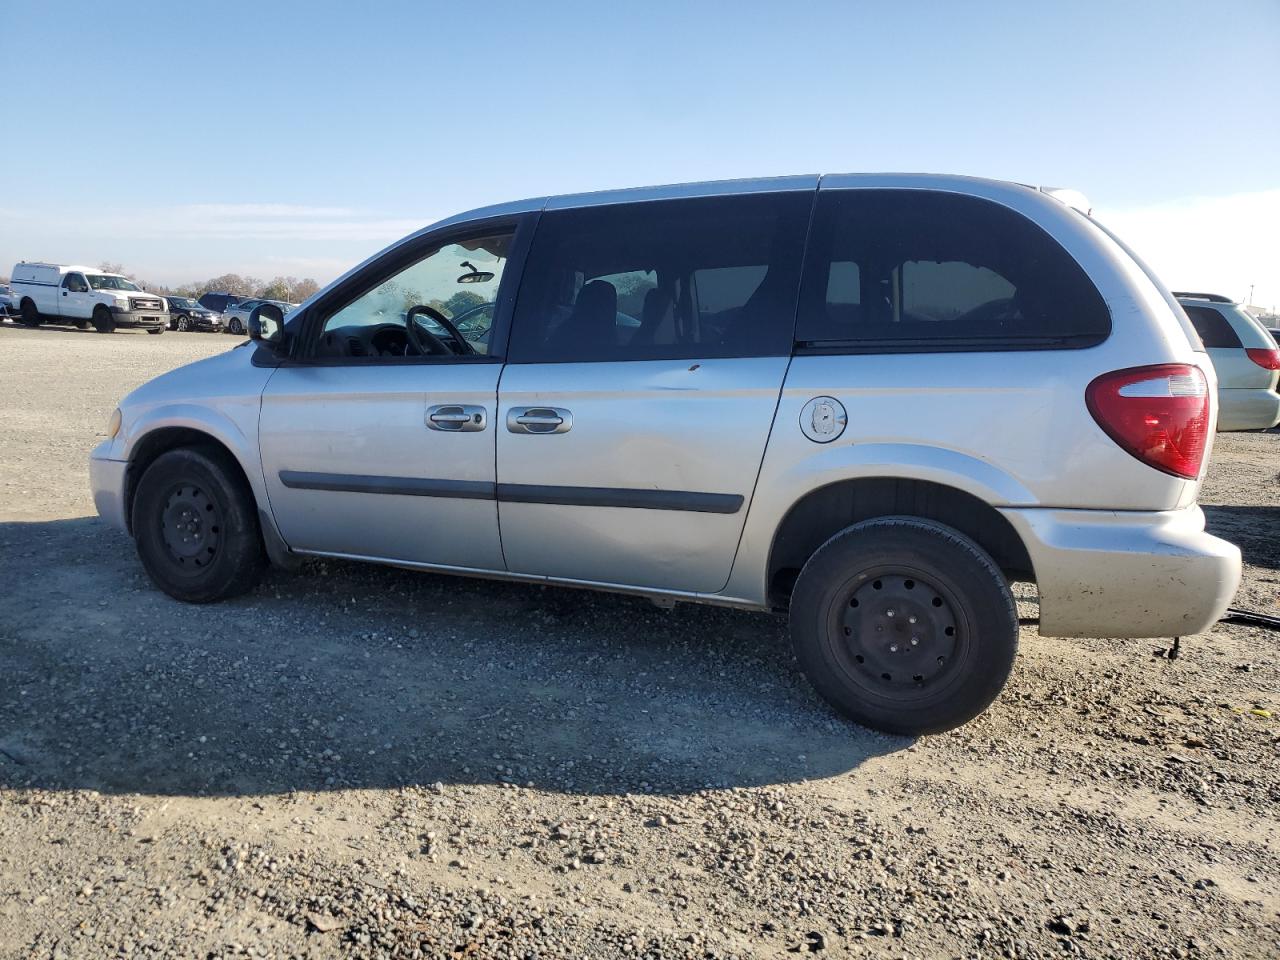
87, 275, 142, 292
169, 298, 197, 308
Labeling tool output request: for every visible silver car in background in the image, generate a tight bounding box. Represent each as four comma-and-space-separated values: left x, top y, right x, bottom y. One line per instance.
221, 298, 297, 336
1175, 292, 1280, 430
89, 174, 1241, 735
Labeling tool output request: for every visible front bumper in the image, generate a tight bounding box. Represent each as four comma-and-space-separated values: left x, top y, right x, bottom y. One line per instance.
111, 308, 167, 329
90, 446, 129, 533
1000, 505, 1241, 638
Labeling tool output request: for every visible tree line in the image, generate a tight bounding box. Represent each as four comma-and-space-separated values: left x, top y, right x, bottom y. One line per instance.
95, 263, 321, 304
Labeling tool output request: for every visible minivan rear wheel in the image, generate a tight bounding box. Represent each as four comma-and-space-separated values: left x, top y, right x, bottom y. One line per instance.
789, 516, 1017, 736
132, 447, 265, 603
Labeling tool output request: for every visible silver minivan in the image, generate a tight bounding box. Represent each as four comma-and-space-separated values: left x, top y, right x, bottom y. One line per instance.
90, 175, 1242, 735
1175, 292, 1280, 430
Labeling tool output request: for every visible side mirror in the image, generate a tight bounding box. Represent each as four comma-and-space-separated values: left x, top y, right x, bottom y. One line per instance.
248, 303, 285, 347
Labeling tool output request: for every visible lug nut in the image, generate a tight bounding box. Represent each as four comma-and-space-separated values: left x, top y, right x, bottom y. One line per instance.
911, 637, 919, 646
889, 644, 899, 652
908, 615, 917, 624
886, 609, 895, 618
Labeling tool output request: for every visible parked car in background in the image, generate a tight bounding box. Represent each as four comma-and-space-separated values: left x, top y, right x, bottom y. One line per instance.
1176, 292, 1280, 430
165, 297, 223, 332
10, 262, 167, 333
196, 292, 244, 316
0, 282, 14, 317
221, 297, 296, 336
91, 174, 1241, 735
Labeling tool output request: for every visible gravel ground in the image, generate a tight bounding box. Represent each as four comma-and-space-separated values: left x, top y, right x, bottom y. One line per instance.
1, 322, 1277, 959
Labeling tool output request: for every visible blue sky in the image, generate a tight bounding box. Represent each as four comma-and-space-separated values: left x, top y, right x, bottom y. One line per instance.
3, 0, 1278, 305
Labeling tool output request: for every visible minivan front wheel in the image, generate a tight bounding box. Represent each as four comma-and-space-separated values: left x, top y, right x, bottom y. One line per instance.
132, 447, 265, 603
789, 517, 1017, 736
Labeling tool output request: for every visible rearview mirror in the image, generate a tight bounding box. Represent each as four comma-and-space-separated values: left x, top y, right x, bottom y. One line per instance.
457, 260, 494, 284
248, 303, 285, 347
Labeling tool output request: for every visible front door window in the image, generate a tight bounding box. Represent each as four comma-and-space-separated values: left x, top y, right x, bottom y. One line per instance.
318, 233, 512, 359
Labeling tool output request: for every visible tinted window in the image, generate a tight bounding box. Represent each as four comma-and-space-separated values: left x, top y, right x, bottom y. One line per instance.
509, 192, 812, 363
796, 190, 1111, 349
1182, 305, 1241, 348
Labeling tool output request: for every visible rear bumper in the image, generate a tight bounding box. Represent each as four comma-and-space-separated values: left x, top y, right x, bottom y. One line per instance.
1000, 505, 1241, 638
1217, 386, 1280, 431
89, 447, 129, 533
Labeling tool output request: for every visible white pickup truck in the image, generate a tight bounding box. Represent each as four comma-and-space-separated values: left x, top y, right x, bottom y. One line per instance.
10, 262, 167, 334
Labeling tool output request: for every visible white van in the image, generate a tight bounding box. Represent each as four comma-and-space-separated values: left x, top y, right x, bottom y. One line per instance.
10, 263, 167, 334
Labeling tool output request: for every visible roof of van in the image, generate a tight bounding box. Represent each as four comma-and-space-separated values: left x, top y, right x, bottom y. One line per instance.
427, 173, 1093, 233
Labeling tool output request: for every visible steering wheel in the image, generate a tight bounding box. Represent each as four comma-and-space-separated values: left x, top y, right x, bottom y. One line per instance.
406, 305, 476, 356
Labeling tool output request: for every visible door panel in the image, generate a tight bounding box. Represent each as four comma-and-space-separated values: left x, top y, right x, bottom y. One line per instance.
260, 363, 503, 569
62, 276, 91, 318
496, 357, 788, 592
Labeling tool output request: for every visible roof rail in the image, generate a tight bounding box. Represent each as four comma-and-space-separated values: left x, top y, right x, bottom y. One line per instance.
1172, 291, 1235, 304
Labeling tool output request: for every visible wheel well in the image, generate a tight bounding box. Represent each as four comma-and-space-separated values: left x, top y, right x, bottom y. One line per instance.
767, 477, 1034, 607
123, 428, 255, 534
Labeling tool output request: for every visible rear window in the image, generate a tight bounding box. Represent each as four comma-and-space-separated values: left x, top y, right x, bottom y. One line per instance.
1182, 305, 1242, 348
796, 189, 1112, 350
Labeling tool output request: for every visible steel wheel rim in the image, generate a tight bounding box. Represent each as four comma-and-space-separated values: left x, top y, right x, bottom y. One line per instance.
827, 567, 969, 702
159, 483, 222, 570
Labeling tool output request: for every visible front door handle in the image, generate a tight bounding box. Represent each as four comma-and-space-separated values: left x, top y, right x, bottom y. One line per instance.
425, 404, 487, 432
506, 406, 573, 435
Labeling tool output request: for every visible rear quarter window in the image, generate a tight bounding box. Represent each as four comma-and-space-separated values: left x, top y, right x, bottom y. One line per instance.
796, 189, 1112, 351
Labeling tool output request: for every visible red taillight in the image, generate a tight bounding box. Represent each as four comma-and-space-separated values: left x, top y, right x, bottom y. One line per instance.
1086, 364, 1210, 479
1245, 348, 1280, 371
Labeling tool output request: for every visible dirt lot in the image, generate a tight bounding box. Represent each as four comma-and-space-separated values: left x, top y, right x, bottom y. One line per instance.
0, 322, 1277, 959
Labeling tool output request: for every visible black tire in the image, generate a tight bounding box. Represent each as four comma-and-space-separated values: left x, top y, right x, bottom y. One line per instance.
131, 446, 266, 603
92, 306, 116, 334
147, 327, 164, 335
228, 317, 244, 336
789, 516, 1017, 736
19, 299, 41, 326
176, 315, 189, 332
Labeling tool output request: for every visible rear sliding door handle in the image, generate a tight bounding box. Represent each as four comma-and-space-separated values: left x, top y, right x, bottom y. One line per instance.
426, 404, 487, 432
506, 406, 573, 435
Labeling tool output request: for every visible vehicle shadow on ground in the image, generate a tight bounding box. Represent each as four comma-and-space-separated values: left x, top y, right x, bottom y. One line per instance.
1203, 505, 1280, 570
0, 517, 905, 799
